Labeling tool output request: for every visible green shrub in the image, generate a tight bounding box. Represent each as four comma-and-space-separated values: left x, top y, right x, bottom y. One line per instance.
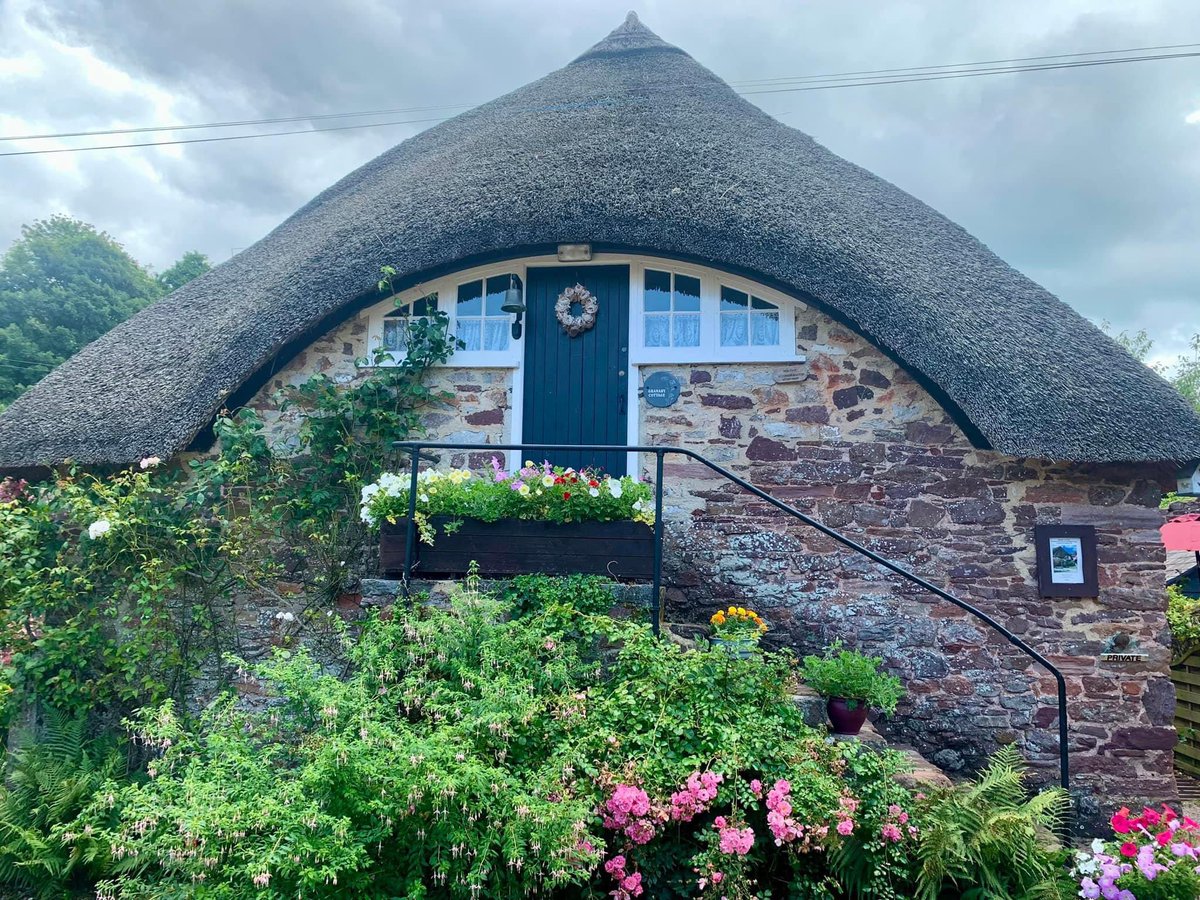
0, 707, 129, 897
1167, 584, 1200, 659
910, 746, 1069, 900
73, 582, 931, 899
802, 641, 904, 713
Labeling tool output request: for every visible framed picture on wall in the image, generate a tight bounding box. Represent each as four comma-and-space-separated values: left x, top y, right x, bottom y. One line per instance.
1035, 524, 1099, 598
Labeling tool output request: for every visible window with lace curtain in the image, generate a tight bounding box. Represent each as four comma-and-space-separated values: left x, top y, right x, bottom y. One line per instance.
643, 269, 701, 348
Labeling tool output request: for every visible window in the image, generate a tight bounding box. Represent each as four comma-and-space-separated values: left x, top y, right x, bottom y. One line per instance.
456, 275, 518, 352
720, 286, 779, 347
382, 292, 438, 355
643, 269, 700, 348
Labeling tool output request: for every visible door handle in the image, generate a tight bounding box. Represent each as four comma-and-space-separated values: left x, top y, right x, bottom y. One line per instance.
617, 392, 627, 415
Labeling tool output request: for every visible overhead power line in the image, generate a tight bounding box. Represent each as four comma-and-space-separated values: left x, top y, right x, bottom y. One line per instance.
3, 40, 1197, 144
1, 42, 1196, 158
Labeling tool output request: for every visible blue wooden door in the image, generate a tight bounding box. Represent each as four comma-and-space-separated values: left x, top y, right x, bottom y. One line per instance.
523, 265, 629, 476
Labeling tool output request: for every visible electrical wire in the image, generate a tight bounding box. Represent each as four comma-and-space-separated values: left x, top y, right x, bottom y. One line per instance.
1, 44, 1196, 158
2, 40, 1196, 144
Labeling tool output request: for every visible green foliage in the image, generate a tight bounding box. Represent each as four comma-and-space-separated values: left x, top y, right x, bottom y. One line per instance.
1104, 321, 1200, 414
284, 309, 458, 533
909, 746, 1069, 900
494, 572, 622, 619
0, 217, 163, 408
155, 250, 210, 293
0, 707, 129, 897
68, 583, 929, 899
802, 642, 904, 714
1166, 583, 1200, 659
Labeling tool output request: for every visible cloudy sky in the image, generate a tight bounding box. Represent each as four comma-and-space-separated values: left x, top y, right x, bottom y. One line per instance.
2, 0, 1198, 364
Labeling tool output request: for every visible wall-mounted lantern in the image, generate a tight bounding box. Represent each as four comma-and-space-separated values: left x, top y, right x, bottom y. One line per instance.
501, 274, 525, 340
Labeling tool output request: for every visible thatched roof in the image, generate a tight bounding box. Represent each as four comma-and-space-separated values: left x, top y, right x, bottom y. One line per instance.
2, 13, 1198, 468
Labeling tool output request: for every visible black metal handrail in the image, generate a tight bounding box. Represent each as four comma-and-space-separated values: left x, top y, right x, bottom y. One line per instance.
392, 440, 1070, 793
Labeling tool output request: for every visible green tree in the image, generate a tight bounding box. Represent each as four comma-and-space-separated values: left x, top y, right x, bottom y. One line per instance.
0, 217, 209, 409
1104, 320, 1200, 414
156, 250, 211, 293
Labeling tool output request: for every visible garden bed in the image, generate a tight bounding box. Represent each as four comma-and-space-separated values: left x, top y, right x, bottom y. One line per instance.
380, 516, 654, 579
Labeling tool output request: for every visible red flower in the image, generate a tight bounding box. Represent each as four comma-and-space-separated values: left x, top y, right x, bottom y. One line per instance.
1112, 808, 1134, 834
1184, 817, 1199, 830
1143, 807, 1162, 826
1157, 829, 1173, 846
563, 491, 571, 500
1120, 842, 1138, 857
589, 479, 599, 488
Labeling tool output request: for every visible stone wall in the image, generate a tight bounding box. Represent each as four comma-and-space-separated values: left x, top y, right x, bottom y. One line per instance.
243, 305, 1178, 825
636, 311, 1176, 824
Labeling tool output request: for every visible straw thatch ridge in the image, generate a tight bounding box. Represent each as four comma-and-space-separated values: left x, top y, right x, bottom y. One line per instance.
1, 12, 1198, 468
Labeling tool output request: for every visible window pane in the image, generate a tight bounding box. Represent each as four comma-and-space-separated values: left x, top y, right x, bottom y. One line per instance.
751, 311, 779, 346
720, 286, 748, 311
674, 313, 701, 347
412, 293, 438, 317
674, 274, 701, 312
458, 319, 481, 351
484, 319, 509, 352
751, 295, 776, 311
485, 275, 517, 316
457, 280, 483, 317
644, 270, 671, 312
644, 314, 670, 347
383, 319, 407, 352
720, 312, 748, 346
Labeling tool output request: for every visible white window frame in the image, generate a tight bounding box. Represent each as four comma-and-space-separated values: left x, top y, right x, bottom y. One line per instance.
628, 259, 799, 365
365, 260, 528, 369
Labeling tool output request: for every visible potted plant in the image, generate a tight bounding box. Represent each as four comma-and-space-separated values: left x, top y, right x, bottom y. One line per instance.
801, 641, 903, 736
362, 458, 657, 579
708, 606, 768, 658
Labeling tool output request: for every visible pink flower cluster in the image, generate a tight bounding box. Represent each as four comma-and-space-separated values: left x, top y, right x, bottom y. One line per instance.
670, 771, 723, 822
603, 854, 644, 899
765, 779, 828, 848
880, 803, 916, 843
835, 795, 859, 837
603, 784, 661, 845
713, 816, 754, 856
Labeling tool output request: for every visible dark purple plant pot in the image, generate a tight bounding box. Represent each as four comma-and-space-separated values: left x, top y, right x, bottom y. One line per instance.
827, 697, 869, 736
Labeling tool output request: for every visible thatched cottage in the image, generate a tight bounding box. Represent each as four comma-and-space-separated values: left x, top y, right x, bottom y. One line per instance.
3, 14, 1199, 818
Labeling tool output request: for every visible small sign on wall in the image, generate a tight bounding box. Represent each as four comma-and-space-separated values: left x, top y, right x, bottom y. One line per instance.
1034, 524, 1099, 598
642, 371, 681, 408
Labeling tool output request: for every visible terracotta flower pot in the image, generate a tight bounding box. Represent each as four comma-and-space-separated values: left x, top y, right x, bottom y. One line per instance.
826, 697, 869, 736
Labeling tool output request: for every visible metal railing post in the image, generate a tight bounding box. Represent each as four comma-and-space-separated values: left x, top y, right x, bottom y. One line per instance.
651, 450, 665, 637
403, 447, 420, 591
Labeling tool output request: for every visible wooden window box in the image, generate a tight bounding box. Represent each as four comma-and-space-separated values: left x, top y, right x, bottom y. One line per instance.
380, 517, 654, 580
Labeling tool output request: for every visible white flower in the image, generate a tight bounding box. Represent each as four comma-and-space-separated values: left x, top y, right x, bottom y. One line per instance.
588, 488, 599, 497
1090, 838, 1106, 855
606, 478, 623, 499
87, 519, 112, 540
275, 611, 296, 623
139, 456, 162, 469
418, 493, 429, 503
541, 474, 555, 488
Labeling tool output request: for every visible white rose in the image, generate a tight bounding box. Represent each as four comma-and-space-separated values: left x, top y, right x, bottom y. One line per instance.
139, 456, 162, 469
87, 519, 112, 540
